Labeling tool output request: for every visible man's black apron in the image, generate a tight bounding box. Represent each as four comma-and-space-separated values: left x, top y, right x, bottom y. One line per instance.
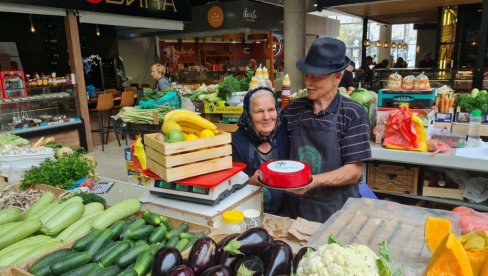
282, 97, 359, 223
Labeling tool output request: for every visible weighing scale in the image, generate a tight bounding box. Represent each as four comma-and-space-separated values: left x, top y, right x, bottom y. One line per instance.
149, 163, 249, 205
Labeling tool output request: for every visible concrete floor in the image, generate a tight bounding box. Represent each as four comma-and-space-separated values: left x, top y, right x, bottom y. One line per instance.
92, 139, 132, 183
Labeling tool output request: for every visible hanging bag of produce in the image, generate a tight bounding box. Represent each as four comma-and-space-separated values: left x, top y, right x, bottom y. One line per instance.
131, 136, 147, 172
383, 104, 428, 152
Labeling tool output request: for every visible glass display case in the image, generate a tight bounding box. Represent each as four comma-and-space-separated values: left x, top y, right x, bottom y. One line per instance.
0, 70, 28, 99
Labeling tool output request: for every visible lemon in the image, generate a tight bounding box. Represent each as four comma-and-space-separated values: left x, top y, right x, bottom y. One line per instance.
185, 134, 199, 141
162, 120, 182, 135
199, 129, 215, 138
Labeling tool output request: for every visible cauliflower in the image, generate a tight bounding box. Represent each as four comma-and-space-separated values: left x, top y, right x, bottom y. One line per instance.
296, 243, 379, 276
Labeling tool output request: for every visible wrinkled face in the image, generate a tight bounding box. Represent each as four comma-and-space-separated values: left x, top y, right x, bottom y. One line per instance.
150, 67, 162, 80
304, 71, 343, 101
250, 95, 277, 136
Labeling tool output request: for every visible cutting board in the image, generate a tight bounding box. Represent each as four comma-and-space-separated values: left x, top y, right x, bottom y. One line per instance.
174, 162, 247, 188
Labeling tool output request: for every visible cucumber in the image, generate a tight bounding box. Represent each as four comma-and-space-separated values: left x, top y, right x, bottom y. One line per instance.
148, 224, 167, 244
92, 240, 117, 263
179, 232, 195, 240
122, 219, 145, 239
0, 220, 41, 250
184, 231, 206, 251
175, 238, 189, 252
0, 207, 22, 225
40, 196, 82, 225
100, 241, 131, 267
24, 201, 59, 221
22, 191, 55, 220
88, 265, 120, 276
142, 210, 161, 226
49, 251, 93, 275
72, 229, 103, 251
56, 210, 102, 242
116, 243, 150, 268
118, 264, 137, 276
60, 262, 102, 276
165, 223, 188, 240
91, 199, 140, 230
160, 216, 172, 230
108, 220, 126, 239
135, 240, 148, 247
166, 235, 180, 247
128, 225, 154, 240
82, 202, 105, 217
11, 239, 61, 265
41, 201, 85, 236
133, 249, 153, 276
149, 242, 166, 255
0, 235, 51, 258
30, 248, 74, 274
86, 228, 113, 255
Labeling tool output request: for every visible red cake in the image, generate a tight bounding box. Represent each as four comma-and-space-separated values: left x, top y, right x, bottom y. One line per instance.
259, 160, 312, 189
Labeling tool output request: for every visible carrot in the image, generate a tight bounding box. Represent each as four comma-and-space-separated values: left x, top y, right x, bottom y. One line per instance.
444, 95, 450, 113
439, 93, 445, 113
448, 97, 455, 111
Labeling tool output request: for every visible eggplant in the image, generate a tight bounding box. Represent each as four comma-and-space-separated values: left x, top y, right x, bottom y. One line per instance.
291, 247, 316, 274
201, 265, 231, 276
219, 251, 245, 273
216, 233, 239, 260
223, 228, 273, 256
187, 237, 217, 274
152, 247, 183, 275
168, 265, 195, 276
263, 240, 292, 276
236, 255, 264, 276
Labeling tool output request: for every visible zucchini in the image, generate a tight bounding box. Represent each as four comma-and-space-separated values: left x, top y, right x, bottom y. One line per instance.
22, 191, 55, 220
122, 218, 145, 239
116, 243, 150, 268
91, 199, 140, 230
165, 223, 188, 240
30, 248, 74, 274
0, 220, 41, 250
175, 238, 189, 252
82, 202, 105, 217
91, 240, 116, 263
65, 223, 92, 242
72, 229, 103, 251
0, 235, 51, 258
88, 265, 120, 276
56, 210, 102, 242
142, 210, 161, 226
0, 207, 22, 225
86, 228, 113, 255
128, 225, 154, 240
40, 196, 82, 225
133, 249, 153, 276
49, 251, 93, 275
60, 262, 102, 276
24, 201, 59, 221
11, 239, 61, 266
100, 241, 131, 267
148, 224, 167, 244
0, 246, 32, 266
108, 220, 126, 239
0, 221, 23, 236
41, 201, 85, 236
166, 235, 180, 247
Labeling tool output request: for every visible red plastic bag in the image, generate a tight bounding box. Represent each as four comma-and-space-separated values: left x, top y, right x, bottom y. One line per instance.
130, 136, 146, 173
453, 206, 488, 234
383, 105, 428, 151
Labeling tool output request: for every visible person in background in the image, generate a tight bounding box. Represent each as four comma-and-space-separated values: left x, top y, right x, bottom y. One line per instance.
246, 59, 257, 72
373, 59, 389, 69
419, 52, 436, 68
150, 63, 171, 91
232, 87, 289, 215
282, 37, 372, 223
393, 57, 408, 68
359, 56, 373, 87
339, 60, 355, 93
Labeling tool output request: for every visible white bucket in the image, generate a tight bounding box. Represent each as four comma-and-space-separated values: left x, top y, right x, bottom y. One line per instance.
226, 91, 247, 106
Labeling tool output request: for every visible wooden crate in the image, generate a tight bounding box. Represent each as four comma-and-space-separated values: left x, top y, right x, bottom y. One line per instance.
144, 131, 232, 182
421, 167, 465, 200
9, 184, 68, 197
367, 162, 419, 195
422, 181, 465, 200
0, 266, 30, 276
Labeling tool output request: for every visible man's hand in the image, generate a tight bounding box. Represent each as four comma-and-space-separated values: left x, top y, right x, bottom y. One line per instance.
287, 176, 317, 195
248, 169, 262, 185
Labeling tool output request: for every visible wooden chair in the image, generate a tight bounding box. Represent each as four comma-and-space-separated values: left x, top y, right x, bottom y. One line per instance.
114, 90, 135, 145
103, 88, 118, 96
124, 86, 138, 93
141, 83, 150, 88
89, 93, 119, 150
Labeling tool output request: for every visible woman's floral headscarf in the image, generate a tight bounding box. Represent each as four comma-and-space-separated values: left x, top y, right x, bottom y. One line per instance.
238, 87, 282, 146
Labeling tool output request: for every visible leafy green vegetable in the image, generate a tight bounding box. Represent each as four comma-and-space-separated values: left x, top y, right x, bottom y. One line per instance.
0, 134, 29, 146
62, 190, 106, 205
21, 153, 96, 190
327, 234, 344, 246
142, 87, 175, 101
456, 93, 488, 113
218, 75, 242, 100
377, 241, 404, 276
239, 70, 254, 91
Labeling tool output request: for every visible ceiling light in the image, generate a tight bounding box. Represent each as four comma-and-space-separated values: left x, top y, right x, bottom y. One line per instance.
29, 15, 35, 33
96, 24, 100, 36
383, 42, 389, 48
391, 42, 396, 48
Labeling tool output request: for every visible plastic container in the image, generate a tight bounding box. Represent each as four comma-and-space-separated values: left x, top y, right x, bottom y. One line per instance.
243, 209, 262, 230
467, 109, 482, 148
281, 74, 291, 108
221, 210, 246, 234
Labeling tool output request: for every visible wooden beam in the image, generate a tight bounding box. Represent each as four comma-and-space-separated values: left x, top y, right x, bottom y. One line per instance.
268, 31, 274, 82
64, 12, 93, 152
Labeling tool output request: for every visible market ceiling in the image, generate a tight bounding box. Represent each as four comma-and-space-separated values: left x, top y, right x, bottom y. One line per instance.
318, 0, 483, 24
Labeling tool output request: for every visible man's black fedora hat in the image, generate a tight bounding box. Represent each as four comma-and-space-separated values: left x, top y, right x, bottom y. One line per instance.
296, 37, 350, 75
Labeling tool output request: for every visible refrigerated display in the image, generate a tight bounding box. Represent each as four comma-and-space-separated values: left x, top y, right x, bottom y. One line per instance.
0, 70, 28, 99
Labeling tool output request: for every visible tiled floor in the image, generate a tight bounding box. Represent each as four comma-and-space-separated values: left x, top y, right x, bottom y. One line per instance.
92, 140, 132, 183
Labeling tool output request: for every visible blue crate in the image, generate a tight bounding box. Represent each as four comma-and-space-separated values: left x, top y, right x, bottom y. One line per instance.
378, 89, 437, 109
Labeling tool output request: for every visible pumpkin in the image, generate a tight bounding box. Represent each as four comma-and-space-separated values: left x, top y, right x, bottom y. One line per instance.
425, 217, 452, 252
481, 256, 488, 276
466, 249, 488, 276
425, 233, 473, 276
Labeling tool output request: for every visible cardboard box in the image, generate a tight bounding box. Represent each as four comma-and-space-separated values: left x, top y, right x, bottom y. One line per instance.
367, 162, 419, 195
204, 102, 243, 114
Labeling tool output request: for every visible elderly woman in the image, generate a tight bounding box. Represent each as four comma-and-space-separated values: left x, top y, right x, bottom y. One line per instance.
232, 87, 289, 215
150, 63, 171, 91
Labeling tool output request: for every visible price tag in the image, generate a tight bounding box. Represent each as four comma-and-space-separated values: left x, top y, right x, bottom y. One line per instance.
90, 181, 115, 194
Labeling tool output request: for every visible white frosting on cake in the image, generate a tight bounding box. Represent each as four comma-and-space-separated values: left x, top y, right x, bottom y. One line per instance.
266, 161, 305, 173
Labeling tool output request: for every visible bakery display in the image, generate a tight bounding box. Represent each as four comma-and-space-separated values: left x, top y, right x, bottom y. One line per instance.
386, 72, 403, 90
402, 75, 415, 90
414, 73, 431, 90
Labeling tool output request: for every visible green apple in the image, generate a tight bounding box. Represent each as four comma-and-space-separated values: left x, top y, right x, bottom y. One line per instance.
165, 130, 185, 143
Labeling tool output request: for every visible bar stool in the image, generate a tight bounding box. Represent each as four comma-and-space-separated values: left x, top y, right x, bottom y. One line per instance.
104, 88, 118, 96
124, 86, 138, 93
114, 90, 135, 146
89, 93, 114, 151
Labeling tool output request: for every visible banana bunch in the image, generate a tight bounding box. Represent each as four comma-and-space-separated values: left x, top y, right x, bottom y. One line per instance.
163, 109, 217, 136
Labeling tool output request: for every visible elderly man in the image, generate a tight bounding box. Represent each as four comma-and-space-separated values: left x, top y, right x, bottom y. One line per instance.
282, 37, 372, 223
